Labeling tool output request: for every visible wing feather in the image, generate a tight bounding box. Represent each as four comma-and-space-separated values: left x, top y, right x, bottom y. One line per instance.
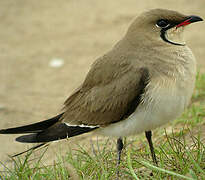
62, 54, 149, 126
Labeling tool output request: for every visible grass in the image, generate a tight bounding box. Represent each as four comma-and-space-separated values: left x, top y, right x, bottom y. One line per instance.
0, 72, 205, 180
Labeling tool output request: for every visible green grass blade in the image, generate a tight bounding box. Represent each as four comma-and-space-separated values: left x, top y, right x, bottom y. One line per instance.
186, 150, 205, 176
127, 149, 140, 180
141, 161, 194, 180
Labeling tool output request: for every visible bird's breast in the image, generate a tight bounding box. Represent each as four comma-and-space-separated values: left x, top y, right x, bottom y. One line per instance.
140, 72, 195, 128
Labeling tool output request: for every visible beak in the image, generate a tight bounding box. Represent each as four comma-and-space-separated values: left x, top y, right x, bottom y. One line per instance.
176, 15, 203, 28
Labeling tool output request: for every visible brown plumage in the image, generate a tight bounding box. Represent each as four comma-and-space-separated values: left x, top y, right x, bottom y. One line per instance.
0, 9, 203, 168
61, 9, 199, 127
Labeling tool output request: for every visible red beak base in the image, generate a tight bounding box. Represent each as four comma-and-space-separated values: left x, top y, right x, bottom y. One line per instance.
176, 15, 203, 28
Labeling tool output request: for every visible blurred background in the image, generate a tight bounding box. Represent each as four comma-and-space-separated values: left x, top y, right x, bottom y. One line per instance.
0, 0, 205, 166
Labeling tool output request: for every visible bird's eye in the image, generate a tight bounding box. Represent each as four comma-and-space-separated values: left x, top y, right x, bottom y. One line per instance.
156, 19, 170, 28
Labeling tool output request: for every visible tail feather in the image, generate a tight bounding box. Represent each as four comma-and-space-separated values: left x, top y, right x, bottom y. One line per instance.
0, 113, 63, 134
16, 123, 98, 143
0, 113, 98, 157
12, 143, 48, 157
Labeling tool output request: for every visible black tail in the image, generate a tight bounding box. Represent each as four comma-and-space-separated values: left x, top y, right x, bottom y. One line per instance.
12, 143, 48, 157
15, 123, 97, 143
0, 113, 63, 134
0, 113, 98, 143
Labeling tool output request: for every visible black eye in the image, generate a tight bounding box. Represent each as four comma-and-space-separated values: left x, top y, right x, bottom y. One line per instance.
156, 19, 169, 28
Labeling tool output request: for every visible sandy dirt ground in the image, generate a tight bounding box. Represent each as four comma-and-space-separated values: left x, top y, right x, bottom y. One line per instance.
0, 0, 205, 168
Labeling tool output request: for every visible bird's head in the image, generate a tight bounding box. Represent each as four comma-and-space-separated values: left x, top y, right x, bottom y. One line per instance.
126, 9, 203, 46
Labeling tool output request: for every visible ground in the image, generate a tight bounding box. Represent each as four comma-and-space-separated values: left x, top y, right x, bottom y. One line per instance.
0, 0, 205, 168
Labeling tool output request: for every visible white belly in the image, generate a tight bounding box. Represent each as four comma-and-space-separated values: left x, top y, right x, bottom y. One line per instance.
97, 78, 194, 137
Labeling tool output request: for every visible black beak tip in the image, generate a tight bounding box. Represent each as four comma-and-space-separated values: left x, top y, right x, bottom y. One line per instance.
189, 15, 203, 23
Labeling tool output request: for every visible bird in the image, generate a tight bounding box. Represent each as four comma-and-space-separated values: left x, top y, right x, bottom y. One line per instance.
0, 9, 203, 169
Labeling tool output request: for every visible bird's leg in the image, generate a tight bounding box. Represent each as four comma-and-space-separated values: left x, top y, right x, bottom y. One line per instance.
116, 137, 123, 176
145, 131, 158, 165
